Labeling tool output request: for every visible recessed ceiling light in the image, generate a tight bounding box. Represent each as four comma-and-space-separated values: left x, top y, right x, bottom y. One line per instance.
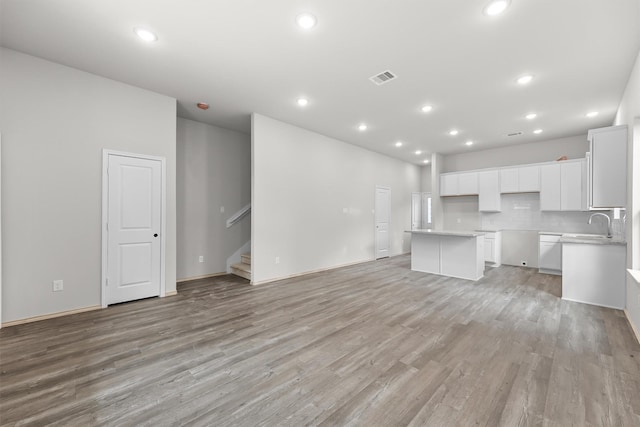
296, 13, 317, 29
525, 113, 537, 120
134, 28, 157, 42
517, 75, 534, 85
421, 105, 433, 113
449, 129, 459, 136
586, 111, 599, 118
465, 141, 474, 146
296, 97, 309, 107
358, 123, 368, 131
423, 159, 430, 164
484, 0, 511, 16
395, 141, 403, 147
533, 129, 543, 134
415, 150, 422, 155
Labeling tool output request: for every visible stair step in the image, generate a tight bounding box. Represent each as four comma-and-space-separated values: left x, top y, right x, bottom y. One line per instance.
241, 253, 251, 265
230, 262, 251, 280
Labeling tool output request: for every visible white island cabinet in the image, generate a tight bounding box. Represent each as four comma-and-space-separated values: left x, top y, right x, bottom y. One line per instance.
408, 230, 485, 281
561, 235, 626, 309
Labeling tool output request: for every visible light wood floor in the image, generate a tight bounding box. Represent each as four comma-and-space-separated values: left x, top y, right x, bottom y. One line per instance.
1, 255, 640, 426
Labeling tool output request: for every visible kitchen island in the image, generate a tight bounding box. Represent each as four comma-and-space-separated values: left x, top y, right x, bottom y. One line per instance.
407, 229, 485, 281
560, 233, 627, 309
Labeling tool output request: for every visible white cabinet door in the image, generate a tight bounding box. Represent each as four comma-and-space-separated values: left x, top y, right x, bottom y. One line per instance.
500, 168, 519, 193
539, 241, 562, 271
589, 125, 627, 208
478, 170, 501, 211
540, 164, 561, 211
484, 237, 495, 263
458, 172, 478, 195
440, 174, 458, 196
560, 161, 583, 211
519, 165, 540, 192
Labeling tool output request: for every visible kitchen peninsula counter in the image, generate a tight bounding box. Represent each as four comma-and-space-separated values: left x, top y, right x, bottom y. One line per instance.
407, 229, 485, 281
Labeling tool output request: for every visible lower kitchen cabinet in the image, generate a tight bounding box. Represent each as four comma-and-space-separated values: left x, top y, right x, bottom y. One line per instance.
483, 231, 502, 267
539, 233, 562, 275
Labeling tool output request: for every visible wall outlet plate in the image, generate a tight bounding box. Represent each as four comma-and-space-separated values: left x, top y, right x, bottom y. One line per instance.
53, 280, 63, 292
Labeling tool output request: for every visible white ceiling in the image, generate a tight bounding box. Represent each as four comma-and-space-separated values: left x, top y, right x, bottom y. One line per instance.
2, 0, 639, 164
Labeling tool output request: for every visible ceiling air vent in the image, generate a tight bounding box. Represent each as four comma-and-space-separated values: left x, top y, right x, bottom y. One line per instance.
369, 70, 397, 85
507, 131, 523, 137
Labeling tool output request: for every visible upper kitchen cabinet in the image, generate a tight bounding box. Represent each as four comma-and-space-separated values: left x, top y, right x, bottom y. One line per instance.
440, 172, 478, 196
540, 159, 586, 211
440, 173, 458, 196
588, 125, 627, 208
478, 170, 501, 212
499, 165, 540, 193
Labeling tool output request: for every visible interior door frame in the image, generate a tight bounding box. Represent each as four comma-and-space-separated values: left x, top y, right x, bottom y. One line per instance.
374, 185, 391, 259
101, 149, 166, 308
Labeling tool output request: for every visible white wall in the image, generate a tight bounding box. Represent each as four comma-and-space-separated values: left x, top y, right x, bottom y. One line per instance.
614, 49, 640, 338
442, 135, 588, 173
251, 114, 420, 284
0, 48, 177, 323
176, 118, 251, 280
421, 165, 432, 193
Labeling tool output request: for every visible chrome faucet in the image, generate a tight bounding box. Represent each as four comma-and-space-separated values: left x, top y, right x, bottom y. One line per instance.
588, 212, 612, 238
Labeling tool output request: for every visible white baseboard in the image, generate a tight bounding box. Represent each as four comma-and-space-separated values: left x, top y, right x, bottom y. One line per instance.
176, 272, 227, 283
251, 258, 372, 285
1, 305, 102, 328
251, 252, 412, 285
624, 309, 640, 344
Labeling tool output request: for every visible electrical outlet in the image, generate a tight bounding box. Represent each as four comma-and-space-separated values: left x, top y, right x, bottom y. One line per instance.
198, 256, 204, 263
52, 280, 64, 292
275, 256, 280, 264
220, 206, 225, 213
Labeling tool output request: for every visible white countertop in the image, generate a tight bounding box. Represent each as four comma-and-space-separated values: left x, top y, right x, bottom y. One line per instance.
559, 234, 627, 246
407, 229, 485, 237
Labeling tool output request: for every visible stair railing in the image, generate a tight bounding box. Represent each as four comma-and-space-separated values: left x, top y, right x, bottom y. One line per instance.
226, 203, 251, 228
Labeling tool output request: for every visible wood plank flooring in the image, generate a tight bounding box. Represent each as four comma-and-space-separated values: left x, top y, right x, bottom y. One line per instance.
1, 255, 640, 426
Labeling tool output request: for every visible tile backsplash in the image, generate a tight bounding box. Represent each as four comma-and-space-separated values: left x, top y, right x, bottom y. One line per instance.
443, 193, 625, 238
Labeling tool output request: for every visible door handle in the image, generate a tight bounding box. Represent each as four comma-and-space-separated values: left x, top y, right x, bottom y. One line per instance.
154, 233, 158, 237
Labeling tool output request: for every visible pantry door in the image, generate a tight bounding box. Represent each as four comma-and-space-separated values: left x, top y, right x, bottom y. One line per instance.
102, 150, 165, 306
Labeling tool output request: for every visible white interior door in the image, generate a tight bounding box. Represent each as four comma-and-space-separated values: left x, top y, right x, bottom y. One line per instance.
375, 186, 390, 259
104, 152, 163, 305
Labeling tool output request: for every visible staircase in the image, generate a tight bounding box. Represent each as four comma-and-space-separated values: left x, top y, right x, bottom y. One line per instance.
230, 253, 251, 281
